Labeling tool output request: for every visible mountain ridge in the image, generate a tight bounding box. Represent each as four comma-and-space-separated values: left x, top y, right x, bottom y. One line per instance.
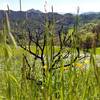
0, 9, 100, 32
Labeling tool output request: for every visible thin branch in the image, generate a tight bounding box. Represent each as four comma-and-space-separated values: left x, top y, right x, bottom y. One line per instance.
51, 56, 61, 69
63, 50, 70, 59
31, 39, 43, 51
51, 54, 89, 70
23, 54, 31, 69
53, 49, 62, 59
20, 45, 41, 59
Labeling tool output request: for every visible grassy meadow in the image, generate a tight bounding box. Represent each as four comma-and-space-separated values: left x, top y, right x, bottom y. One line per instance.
0, 45, 100, 100
0, 2, 100, 100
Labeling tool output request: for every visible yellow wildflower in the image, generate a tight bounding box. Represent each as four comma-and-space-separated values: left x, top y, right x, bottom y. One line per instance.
43, 65, 48, 71
84, 59, 89, 64
64, 67, 69, 71
75, 63, 83, 69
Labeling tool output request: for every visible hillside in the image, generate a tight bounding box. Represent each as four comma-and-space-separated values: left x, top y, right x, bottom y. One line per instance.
0, 9, 100, 32
1, 9, 100, 47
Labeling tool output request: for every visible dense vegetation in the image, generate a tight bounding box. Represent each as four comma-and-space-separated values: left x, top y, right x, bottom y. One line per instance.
0, 6, 100, 100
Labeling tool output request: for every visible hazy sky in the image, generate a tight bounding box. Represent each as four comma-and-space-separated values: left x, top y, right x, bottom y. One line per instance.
0, 0, 100, 13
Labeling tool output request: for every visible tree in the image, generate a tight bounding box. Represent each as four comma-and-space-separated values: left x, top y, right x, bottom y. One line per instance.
92, 24, 100, 46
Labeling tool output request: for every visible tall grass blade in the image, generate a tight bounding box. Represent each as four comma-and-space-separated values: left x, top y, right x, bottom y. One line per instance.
5, 8, 17, 47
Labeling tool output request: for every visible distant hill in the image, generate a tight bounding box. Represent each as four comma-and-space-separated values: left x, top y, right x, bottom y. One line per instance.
0, 9, 100, 33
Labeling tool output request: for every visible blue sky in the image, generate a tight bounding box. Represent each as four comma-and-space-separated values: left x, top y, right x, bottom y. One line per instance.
0, 0, 100, 13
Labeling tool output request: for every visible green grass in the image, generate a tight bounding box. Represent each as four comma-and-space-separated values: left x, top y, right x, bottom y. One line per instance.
0, 45, 100, 99
96, 47, 100, 54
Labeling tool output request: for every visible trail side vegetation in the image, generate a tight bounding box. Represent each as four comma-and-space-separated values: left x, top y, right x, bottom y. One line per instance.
0, 4, 100, 100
